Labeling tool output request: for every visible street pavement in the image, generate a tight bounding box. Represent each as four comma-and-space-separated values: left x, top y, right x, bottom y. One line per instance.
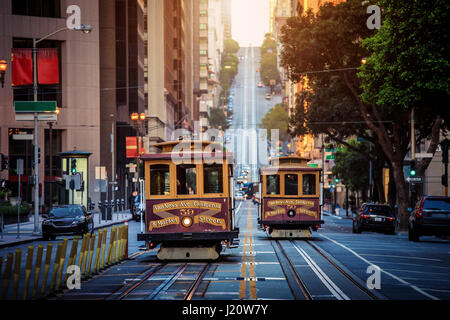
49, 201, 450, 300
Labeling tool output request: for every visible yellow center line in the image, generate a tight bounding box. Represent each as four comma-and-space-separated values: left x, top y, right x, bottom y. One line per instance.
248, 203, 257, 300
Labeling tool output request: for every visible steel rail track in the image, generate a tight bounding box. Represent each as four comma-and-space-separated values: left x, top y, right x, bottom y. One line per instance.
184, 263, 210, 300
116, 263, 168, 300
272, 240, 312, 300
304, 240, 381, 300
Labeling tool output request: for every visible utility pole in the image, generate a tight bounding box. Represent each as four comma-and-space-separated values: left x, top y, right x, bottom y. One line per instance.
441, 139, 449, 196
32, 38, 40, 235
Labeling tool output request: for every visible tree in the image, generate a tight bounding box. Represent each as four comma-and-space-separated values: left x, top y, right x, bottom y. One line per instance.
333, 140, 370, 199
280, 0, 449, 228
259, 104, 290, 141
224, 39, 240, 55
260, 34, 280, 86
209, 107, 230, 130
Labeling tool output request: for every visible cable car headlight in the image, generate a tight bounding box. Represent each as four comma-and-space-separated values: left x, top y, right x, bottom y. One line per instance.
287, 209, 296, 218
181, 216, 193, 228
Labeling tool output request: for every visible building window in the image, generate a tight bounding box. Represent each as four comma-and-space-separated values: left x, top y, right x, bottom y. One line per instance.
12, 0, 61, 18
177, 164, 197, 195
199, 10, 207, 16
200, 23, 207, 30
150, 165, 171, 195
266, 175, 280, 195
203, 164, 223, 194
302, 174, 316, 195
284, 174, 298, 196
200, 50, 207, 56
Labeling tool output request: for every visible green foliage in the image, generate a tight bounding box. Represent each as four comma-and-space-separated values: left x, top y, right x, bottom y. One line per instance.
260, 34, 280, 86
209, 107, 230, 130
220, 39, 240, 106
358, 0, 450, 127
259, 104, 290, 141
224, 39, 240, 55
0, 202, 31, 216
332, 140, 369, 193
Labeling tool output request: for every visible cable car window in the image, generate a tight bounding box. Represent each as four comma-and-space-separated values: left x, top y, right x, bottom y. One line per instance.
177, 164, 197, 195
284, 174, 298, 195
266, 175, 280, 195
302, 174, 316, 195
204, 164, 223, 194
150, 165, 170, 195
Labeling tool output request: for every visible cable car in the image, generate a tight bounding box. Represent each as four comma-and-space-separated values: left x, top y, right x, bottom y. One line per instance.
137, 140, 239, 260
258, 156, 324, 238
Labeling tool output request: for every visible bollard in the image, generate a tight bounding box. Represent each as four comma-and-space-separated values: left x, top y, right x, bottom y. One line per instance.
64, 237, 79, 286
22, 246, 34, 300
40, 243, 53, 298
117, 226, 122, 261
124, 224, 128, 260
94, 230, 103, 274
112, 226, 118, 264
11, 249, 22, 300
80, 234, 89, 276
106, 227, 115, 266
78, 234, 87, 271
31, 245, 44, 300
101, 228, 107, 269
49, 242, 63, 295
56, 238, 69, 292
87, 233, 96, 276
2, 253, 13, 299
82, 233, 92, 277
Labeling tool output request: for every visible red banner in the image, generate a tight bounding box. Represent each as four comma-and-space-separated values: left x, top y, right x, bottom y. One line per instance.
11, 48, 33, 86
126, 137, 145, 158
37, 48, 59, 85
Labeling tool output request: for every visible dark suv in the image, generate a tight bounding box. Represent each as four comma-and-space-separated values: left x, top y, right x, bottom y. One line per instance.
409, 196, 450, 241
353, 203, 397, 234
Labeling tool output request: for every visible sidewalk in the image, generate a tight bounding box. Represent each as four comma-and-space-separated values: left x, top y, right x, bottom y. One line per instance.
0, 210, 133, 249
322, 207, 353, 219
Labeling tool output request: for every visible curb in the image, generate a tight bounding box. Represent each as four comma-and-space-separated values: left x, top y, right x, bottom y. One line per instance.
0, 217, 131, 249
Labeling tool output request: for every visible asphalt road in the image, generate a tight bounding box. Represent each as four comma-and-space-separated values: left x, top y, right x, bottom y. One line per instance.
52, 201, 450, 300
226, 47, 282, 183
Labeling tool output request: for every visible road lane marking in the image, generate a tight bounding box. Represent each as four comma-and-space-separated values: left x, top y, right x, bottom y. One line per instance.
320, 234, 439, 300
291, 242, 350, 300
359, 253, 441, 262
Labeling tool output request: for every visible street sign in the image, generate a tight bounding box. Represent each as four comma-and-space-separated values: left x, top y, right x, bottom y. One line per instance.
415, 153, 433, 158
326, 155, 335, 160
14, 101, 57, 113
15, 113, 57, 122
64, 175, 82, 190
94, 179, 107, 193
12, 134, 34, 140
406, 176, 423, 183
307, 163, 319, 168
17, 159, 24, 175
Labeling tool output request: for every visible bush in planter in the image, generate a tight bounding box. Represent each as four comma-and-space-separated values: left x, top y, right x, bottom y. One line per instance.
0, 202, 31, 225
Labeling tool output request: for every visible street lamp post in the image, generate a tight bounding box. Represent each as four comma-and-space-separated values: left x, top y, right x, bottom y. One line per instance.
0, 59, 7, 88
31, 24, 92, 235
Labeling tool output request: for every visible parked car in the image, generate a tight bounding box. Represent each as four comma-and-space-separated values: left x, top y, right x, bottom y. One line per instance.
409, 196, 450, 241
132, 194, 145, 221
42, 205, 94, 240
353, 203, 396, 234
235, 192, 244, 201
252, 192, 260, 205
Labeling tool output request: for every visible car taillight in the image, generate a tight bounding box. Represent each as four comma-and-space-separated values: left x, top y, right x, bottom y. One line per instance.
360, 215, 370, 219
387, 217, 395, 221
415, 198, 425, 219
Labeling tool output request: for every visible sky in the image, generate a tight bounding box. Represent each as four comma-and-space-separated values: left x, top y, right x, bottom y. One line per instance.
231, 0, 270, 47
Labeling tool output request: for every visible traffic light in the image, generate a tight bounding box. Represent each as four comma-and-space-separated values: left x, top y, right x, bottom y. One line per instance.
37, 146, 41, 164
410, 160, 416, 176
1, 154, 8, 171
334, 177, 339, 183
71, 159, 77, 174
